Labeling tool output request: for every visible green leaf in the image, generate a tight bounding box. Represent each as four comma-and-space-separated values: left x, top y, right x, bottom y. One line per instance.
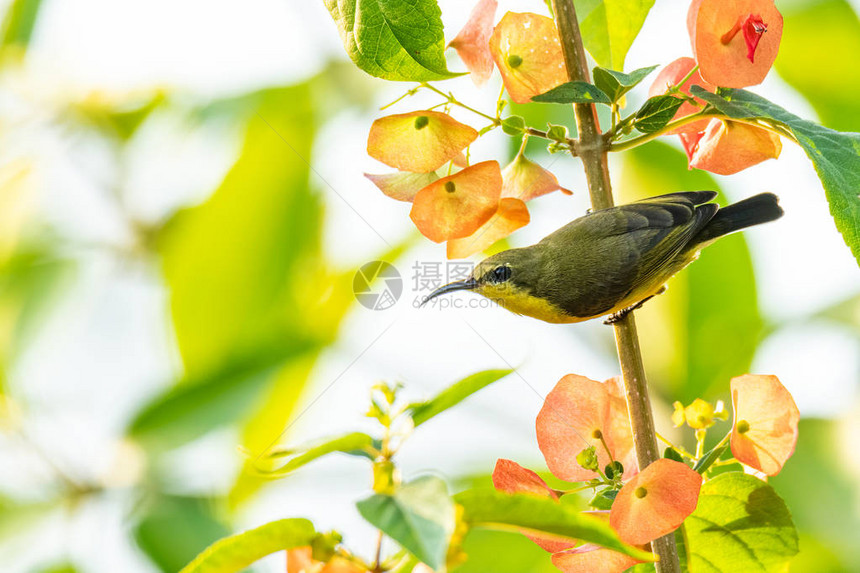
0, 0, 43, 50
692, 87, 860, 265
588, 488, 618, 510
592, 65, 658, 103
451, 529, 558, 573
454, 489, 654, 562
179, 518, 316, 573
575, 0, 656, 70
692, 439, 729, 474
127, 343, 315, 449
501, 115, 526, 136
775, 0, 860, 132
531, 81, 611, 105
664, 447, 685, 463
134, 496, 231, 573
324, 0, 458, 81
258, 432, 375, 477
685, 473, 798, 572
633, 95, 684, 133
408, 368, 512, 427
622, 141, 762, 401
357, 475, 455, 569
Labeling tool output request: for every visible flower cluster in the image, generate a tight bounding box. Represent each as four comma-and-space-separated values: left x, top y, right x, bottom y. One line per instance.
365, 3, 573, 258
493, 372, 799, 572
650, 0, 784, 174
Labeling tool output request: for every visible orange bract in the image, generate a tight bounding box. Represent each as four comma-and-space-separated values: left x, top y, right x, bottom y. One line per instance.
410, 160, 502, 243
730, 374, 799, 476
536, 374, 633, 482
501, 154, 572, 201
364, 171, 438, 202
447, 197, 529, 259
287, 548, 366, 573
609, 459, 702, 545
492, 458, 574, 553
688, 0, 783, 88
648, 57, 715, 135
685, 119, 781, 175
489, 12, 568, 104
367, 111, 478, 173
603, 377, 638, 478
449, 0, 498, 86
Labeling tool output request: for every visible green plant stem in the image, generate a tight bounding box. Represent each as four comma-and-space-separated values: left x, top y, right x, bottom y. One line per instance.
551, 1, 681, 571
421, 83, 499, 124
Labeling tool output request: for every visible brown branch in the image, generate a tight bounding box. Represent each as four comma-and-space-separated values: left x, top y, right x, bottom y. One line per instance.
550, 1, 682, 571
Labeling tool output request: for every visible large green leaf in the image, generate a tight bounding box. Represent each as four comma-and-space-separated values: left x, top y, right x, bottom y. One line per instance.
257, 432, 376, 478
622, 141, 762, 401
408, 368, 512, 427
134, 496, 230, 573
776, 0, 860, 132
450, 529, 558, 573
691, 87, 860, 265
324, 0, 458, 81
574, 0, 655, 71
454, 489, 654, 562
685, 473, 798, 572
357, 475, 456, 569
0, 0, 43, 50
179, 518, 316, 573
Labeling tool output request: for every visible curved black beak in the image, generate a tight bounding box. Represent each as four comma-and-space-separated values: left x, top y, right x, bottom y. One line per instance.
420, 278, 478, 307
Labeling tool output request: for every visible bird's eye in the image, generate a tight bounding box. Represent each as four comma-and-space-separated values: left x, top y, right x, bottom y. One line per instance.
491, 265, 511, 283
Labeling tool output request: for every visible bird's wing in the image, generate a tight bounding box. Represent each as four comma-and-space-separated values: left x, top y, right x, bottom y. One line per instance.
538, 193, 717, 317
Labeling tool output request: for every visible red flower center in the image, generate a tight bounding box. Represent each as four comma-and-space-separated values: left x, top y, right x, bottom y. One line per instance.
721, 14, 768, 63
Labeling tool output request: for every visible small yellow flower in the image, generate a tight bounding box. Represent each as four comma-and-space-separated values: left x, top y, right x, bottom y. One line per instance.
672, 398, 727, 430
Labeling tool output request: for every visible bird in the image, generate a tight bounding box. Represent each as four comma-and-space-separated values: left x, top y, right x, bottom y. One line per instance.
421, 191, 782, 324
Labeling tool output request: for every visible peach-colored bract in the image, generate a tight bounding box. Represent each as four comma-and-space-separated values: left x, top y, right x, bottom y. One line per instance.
602, 377, 638, 478
552, 543, 642, 573
688, 0, 783, 88
410, 161, 502, 243
686, 119, 781, 175
648, 57, 715, 135
730, 374, 799, 476
501, 154, 572, 201
447, 197, 529, 259
367, 111, 478, 173
536, 374, 634, 482
609, 459, 702, 545
364, 171, 438, 202
491, 458, 575, 553
489, 12, 568, 104
449, 0, 498, 86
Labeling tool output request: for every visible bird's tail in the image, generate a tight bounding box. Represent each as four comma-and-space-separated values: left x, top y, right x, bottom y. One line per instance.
695, 193, 783, 244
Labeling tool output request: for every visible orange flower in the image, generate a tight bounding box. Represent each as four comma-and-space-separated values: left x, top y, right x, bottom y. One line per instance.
688, 0, 783, 88
648, 57, 715, 135
409, 161, 502, 242
446, 197, 529, 259
364, 171, 439, 202
551, 543, 642, 573
536, 375, 635, 483
367, 111, 478, 173
602, 377, 638, 479
489, 12, 568, 104
730, 374, 799, 476
287, 547, 366, 573
492, 458, 574, 553
449, 0, 498, 86
609, 459, 702, 546
501, 154, 572, 201
684, 119, 781, 175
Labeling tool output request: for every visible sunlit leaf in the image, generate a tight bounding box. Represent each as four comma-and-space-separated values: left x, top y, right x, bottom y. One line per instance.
324, 0, 459, 81
450, 529, 558, 573
454, 489, 654, 562
357, 476, 456, 569
532, 82, 611, 105
632, 95, 684, 134
180, 518, 316, 573
0, 0, 43, 50
685, 472, 798, 571
575, 0, 655, 71
256, 432, 375, 478
592, 65, 657, 104
408, 368, 512, 426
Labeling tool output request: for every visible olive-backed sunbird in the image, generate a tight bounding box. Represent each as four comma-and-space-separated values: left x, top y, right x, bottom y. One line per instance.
422, 191, 782, 324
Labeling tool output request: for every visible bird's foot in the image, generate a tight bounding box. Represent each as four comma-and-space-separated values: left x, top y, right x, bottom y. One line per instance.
602, 287, 666, 325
